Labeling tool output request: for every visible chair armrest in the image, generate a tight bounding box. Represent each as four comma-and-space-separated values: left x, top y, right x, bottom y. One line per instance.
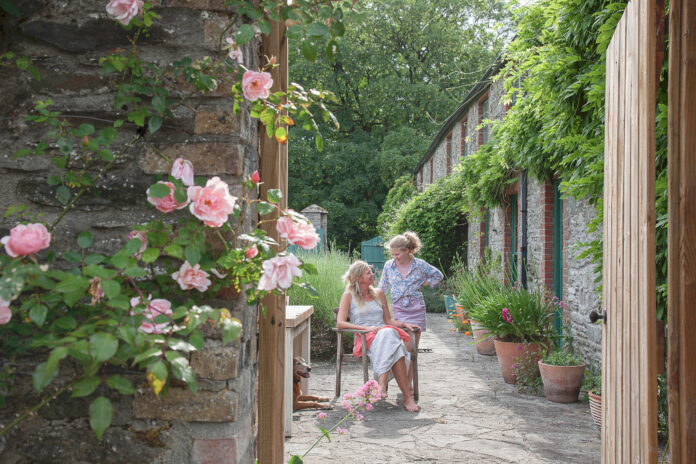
332, 328, 371, 334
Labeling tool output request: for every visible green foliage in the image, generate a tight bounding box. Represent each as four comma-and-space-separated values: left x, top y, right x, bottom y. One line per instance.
421, 285, 445, 313
448, 259, 504, 312
286, 246, 353, 327
512, 350, 543, 395
389, 173, 469, 273
582, 364, 602, 397
289, 0, 512, 249
542, 351, 584, 366
468, 286, 555, 343
377, 174, 417, 236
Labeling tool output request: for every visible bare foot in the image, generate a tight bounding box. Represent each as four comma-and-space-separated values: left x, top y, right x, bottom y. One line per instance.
378, 379, 388, 398
403, 396, 419, 412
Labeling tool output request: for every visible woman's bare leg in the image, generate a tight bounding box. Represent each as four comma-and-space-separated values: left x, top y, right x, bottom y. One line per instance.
391, 357, 418, 412
378, 372, 389, 398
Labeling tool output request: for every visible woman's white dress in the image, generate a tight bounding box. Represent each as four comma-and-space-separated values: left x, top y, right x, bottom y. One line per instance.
349, 297, 410, 378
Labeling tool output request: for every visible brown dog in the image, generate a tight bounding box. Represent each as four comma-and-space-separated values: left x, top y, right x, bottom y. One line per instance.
293, 356, 333, 411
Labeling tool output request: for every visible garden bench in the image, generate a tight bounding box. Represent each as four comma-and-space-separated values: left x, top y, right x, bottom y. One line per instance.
332, 307, 419, 401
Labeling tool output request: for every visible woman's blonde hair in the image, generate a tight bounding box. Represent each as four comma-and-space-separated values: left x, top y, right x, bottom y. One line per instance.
387, 231, 421, 255
343, 260, 377, 306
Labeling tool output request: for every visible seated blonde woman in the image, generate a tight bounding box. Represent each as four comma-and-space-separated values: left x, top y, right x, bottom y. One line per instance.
336, 260, 420, 412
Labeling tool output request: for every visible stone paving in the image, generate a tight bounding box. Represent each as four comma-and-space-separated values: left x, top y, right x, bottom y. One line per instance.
285, 313, 600, 463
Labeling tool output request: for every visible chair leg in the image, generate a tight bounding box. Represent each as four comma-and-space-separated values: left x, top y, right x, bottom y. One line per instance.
360, 333, 369, 383
412, 336, 419, 402
335, 332, 343, 398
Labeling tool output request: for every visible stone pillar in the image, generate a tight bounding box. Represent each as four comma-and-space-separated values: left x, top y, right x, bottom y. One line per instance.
300, 204, 328, 252
0, 1, 259, 462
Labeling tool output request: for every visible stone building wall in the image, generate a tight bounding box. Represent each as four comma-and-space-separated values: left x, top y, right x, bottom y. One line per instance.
414, 65, 602, 366
0, 1, 260, 462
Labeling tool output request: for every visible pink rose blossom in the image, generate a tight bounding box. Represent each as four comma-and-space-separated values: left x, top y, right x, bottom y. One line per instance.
128, 230, 148, 259
1, 223, 51, 257
242, 70, 273, 101
130, 296, 173, 334
275, 216, 320, 250
106, 0, 143, 26
0, 298, 11, 325
250, 170, 261, 184
147, 181, 189, 213
225, 38, 244, 64
257, 254, 302, 291
171, 261, 211, 292
171, 158, 195, 186
245, 245, 258, 259
187, 177, 237, 227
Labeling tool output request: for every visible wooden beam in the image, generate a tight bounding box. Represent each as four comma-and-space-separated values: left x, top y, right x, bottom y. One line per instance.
257, 17, 288, 464
668, 0, 696, 460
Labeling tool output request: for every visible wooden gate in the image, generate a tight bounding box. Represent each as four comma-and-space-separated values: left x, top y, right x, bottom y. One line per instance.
602, 0, 660, 461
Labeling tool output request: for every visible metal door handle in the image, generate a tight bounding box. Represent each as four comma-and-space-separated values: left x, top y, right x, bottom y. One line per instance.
589, 310, 606, 323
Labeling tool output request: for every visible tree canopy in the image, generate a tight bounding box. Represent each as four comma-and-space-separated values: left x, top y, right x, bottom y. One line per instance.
288, 0, 511, 249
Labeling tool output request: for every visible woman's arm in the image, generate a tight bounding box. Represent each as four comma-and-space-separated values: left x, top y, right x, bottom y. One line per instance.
420, 259, 444, 288
336, 292, 377, 332
379, 289, 420, 332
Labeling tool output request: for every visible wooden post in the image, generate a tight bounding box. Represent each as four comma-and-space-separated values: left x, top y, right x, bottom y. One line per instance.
668, 0, 696, 460
257, 17, 288, 464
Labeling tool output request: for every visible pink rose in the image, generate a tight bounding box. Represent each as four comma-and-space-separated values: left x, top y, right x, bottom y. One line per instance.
242, 71, 273, 101
276, 216, 320, 250
106, 0, 143, 26
245, 245, 258, 259
130, 296, 173, 334
257, 254, 302, 291
0, 298, 11, 325
1, 223, 51, 257
250, 170, 261, 184
187, 177, 237, 227
128, 230, 148, 259
147, 181, 189, 213
225, 38, 244, 64
171, 261, 211, 292
171, 158, 195, 186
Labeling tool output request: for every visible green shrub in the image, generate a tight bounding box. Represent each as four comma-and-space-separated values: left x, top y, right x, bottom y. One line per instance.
542, 351, 584, 366
449, 259, 504, 313
287, 247, 352, 328
389, 172, 468, 273
421, 285, 445, 313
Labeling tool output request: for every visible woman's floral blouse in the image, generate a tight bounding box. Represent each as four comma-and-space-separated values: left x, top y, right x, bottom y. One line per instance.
378, 257, 443, 306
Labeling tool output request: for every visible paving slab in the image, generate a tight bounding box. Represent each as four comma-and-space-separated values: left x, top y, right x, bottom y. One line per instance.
285, 313, 600, 463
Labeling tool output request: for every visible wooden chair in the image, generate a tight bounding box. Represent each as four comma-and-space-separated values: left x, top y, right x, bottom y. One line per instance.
333, 307, 419, 401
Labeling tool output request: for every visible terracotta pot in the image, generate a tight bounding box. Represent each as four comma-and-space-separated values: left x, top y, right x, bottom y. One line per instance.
470, 321, 496, 355
588, 391, 602, 432
538, 361, 586, 403
493, 339, 547, 384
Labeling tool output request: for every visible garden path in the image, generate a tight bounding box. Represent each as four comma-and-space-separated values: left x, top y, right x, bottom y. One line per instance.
285, 313, 600, 463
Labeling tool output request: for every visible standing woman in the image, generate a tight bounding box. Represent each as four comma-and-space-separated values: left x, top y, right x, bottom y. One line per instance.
379, 231, 443, 348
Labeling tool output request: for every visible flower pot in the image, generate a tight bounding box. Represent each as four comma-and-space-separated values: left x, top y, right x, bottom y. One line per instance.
470, 321, 495, 355
493, 339, 546, 384
588, 391, 602, 432
538, 361, 586, 403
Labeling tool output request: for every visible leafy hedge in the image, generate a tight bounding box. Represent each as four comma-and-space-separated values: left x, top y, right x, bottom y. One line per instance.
388, 172, 468, 273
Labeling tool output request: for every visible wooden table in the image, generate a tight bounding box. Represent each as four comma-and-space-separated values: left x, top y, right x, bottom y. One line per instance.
284, 305, 314, 437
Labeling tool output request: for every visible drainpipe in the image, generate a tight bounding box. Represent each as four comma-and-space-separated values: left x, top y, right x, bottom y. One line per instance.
520, 170, 528, 289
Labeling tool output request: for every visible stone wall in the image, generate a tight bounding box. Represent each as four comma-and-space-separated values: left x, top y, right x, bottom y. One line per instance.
0, 1, 260, 462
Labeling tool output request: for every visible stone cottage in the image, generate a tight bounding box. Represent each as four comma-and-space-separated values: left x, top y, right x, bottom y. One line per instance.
414, 60, 602, 366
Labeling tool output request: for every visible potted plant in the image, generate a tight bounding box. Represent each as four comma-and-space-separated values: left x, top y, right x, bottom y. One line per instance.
451, 267, 502, 355
469, 286, 555, 384
584, 368, 602, 431
538, 351, 586, 403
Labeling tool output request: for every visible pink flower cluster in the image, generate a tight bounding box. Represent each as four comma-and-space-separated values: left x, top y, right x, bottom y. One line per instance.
276, 215, 320, 250
0, 297, 12, 325
257, 254, 302, 291
171, 261, 211, 292
130, 296, 173, 334
340, 379, 382, 420
105, 0, 143, 25
1, 223, 51, 257
502, 307, 513, 323
187, 177, 237, 227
